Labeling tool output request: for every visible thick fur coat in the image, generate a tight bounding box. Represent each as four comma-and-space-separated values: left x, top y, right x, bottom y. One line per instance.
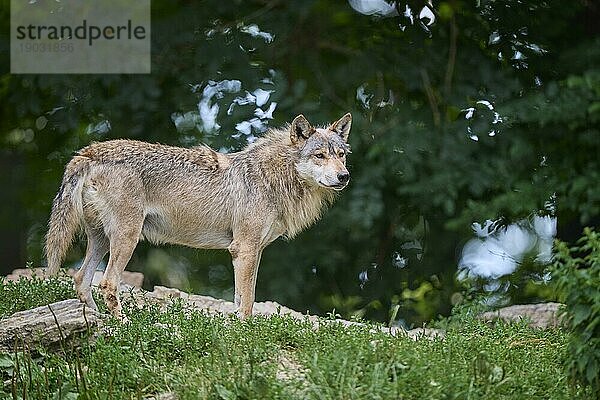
46, 113, 352, 318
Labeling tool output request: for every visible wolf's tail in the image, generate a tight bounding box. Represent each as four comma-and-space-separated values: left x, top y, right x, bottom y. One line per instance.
45, 156, 89, 276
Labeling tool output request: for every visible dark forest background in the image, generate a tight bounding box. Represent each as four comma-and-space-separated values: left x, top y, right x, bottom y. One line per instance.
0, 0, 598, 326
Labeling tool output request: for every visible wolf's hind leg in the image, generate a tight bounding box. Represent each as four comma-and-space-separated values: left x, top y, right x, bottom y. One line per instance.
99, 215, 143, 320
90, 170, 145, 320
73, 227, 108, 310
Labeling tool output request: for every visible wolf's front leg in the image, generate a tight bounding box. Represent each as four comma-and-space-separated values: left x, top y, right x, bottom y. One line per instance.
229, 241, 263, 319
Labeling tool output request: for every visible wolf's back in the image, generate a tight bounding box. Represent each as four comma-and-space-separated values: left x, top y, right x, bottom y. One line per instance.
45, 155, 90, 275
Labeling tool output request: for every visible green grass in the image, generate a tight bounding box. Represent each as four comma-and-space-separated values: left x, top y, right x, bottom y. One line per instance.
0, 273, 75, 317
0, 276, 593, 399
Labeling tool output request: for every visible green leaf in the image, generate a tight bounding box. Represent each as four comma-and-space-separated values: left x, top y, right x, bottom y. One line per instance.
0, 354, 13, 369
215, 384, 237, 400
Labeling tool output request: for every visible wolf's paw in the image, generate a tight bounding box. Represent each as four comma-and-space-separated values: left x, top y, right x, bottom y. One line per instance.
77, 292, 98, 312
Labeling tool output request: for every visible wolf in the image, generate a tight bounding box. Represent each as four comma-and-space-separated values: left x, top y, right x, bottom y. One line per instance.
45, 113, 352, 319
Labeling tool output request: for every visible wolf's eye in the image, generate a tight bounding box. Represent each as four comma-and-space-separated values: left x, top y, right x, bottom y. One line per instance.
314, 153, 325, 159
338, 151, 346, 157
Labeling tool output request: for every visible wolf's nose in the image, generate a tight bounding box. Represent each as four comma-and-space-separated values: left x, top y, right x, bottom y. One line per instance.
337, 172, 350, 183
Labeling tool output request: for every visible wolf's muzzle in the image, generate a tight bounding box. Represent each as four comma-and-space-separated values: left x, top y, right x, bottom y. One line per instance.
337, 171, 350, 184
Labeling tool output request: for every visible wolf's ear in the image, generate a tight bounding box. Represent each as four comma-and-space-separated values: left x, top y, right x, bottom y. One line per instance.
330, 113, 352, 142
290, 114, 314, 144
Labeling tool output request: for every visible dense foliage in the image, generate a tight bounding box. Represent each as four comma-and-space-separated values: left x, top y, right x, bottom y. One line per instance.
0, 0, 598, 324
552, 228, 600, 396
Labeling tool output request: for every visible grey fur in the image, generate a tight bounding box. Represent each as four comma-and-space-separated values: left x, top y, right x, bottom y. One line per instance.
45, 113, 352, 319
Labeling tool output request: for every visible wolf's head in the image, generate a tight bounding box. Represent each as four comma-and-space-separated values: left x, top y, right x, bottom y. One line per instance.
291, 113, 352, 191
